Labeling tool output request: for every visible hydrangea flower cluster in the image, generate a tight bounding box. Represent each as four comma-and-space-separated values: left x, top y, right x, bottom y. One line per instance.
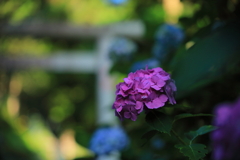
109, 37, 137, 62
152, 24, 184, 61
211, 98, 240, 160
113, 67, 177, 121
89, 126, 129, 155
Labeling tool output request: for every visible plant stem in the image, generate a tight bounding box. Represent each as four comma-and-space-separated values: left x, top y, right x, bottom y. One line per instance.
171, 129, 187, 145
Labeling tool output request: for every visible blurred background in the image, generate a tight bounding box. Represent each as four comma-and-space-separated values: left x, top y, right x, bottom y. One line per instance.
0, 0, 240, 160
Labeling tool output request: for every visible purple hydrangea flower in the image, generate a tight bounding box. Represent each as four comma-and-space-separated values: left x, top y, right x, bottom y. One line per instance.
211, 98, 240, 160
113, 67, 177, 121
89, 126, 129, 155
164, 79, 177, 105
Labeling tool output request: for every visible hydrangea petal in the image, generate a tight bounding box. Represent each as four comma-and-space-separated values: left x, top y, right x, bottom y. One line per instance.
151, 85, 161, 90
146, 94, 168, 109
124, 112, 131, 119
135, 101, 144, 113
131, 113, 137, 121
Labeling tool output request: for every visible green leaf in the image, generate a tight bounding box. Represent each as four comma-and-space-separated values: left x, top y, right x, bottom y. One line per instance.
175, 144, 208, 160
185, 125, 217, 144
141, 130, 157, 147
145, 111, 172, 134
173, 113, 214, 124
171, 21, 240, 98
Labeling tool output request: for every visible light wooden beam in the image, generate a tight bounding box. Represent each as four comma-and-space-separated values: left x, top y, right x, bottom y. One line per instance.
0, 20, 144, 39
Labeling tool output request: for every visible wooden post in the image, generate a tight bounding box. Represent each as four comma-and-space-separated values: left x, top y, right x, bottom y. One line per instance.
0, 20, 144, 160
96, 35, 118, 126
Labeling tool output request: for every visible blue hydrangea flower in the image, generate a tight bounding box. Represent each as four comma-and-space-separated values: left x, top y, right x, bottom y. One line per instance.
151, 136, 165, 150
153, 24, 184, 61
130, 58, 159, 72
211, 20, 226, 31
106, 0, 128, 5
109, 37, 137, 62
89, 126, 129, 155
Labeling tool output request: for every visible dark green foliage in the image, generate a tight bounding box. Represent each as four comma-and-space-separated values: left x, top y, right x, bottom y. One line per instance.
185, 125, 217, 144
175, 144, 208, 160
145, 111, 172, 134
171, 21, 240, 98
141, 130, 157, 140
74, 126, 92, 148
174, 125, 216, 159
141, 130, 157, 147
0, 118, 39, 160
173, 113, 214, 124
